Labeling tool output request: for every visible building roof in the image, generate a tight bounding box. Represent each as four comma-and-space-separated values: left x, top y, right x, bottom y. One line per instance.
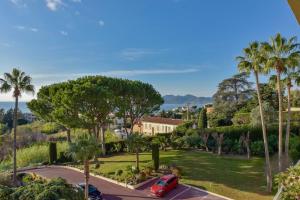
142, 116, 183, 125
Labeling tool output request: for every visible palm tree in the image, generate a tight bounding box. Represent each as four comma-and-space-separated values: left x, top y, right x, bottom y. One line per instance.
262, 33, 300, 171
69, 135, 100, 200
126, 133, 145, 171
283, 69, 300, 160
0, 68, 34, 184
236, 42, 272, 192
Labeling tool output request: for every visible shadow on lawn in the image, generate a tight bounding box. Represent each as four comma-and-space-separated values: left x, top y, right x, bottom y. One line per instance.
159, 150, 271, 197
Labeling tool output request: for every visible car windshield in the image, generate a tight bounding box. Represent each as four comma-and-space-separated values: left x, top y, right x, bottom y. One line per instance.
156, 180, 166, 186
79, 184, 98, 193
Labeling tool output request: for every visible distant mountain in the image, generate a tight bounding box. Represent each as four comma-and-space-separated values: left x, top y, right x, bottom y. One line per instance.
163, 95, 212, 105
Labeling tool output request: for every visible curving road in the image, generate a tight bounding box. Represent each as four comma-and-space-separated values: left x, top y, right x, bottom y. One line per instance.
24, 166, 229, 200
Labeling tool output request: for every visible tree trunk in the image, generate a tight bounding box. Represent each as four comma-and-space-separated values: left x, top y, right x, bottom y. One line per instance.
276, 71, 283, 172
217, 133, 223, 156
84, 160, 89, 200
13, 96, 18, 185
255, 71, 272, 192
101, 126, 106, 156
66, 129, 71, 143
246, 131, 250, 160
285, 84, 291, 160
136, 149, 139, 171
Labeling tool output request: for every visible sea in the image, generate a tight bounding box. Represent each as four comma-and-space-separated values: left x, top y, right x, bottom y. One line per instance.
0, 102, 203, 113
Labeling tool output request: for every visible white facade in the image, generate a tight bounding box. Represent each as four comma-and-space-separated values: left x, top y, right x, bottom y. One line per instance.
142, 122, 177, 135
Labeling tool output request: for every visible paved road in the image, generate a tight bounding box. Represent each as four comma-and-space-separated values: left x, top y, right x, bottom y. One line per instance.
24, 166, 228, 200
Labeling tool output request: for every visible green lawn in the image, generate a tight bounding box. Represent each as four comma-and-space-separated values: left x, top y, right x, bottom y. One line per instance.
75, 150, 273, 200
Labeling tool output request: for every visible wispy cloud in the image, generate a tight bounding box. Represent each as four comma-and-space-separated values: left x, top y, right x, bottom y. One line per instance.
10, 0, 27, 7
30, 28, 38, 32
71, 0, 81, 2
60, 30, 68, 36
14, 25, 38, 32
120, 48, 168, 61
46, 0, 64, 11
98, 20, 105, 27
32, 68, 199, 80
14, 25, 25, 30
0, 42, 12, 47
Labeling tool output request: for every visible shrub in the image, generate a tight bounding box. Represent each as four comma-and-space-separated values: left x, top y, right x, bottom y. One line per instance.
232, 113, 251, 125
170, 166, 182, 178
183, 133, 202, 148
49, 142, 57, 164
250, 141, 264, 156
0, 185, 14, 200
289, 136, 300, 163
0, 142, 68, 171
115, 169, 123, 176
152, 144, 159, 171
135, 171, 146, 182
0, 173, 13, 187
41, 122, 62, 134
275, 165, 300, 200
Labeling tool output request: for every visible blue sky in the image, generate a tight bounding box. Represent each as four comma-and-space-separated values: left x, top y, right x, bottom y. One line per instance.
0, 0, 299, 101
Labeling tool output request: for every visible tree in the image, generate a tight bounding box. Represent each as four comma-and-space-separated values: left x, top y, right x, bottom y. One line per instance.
27, 83, 78, 143
68, 135, 100, 200
262, 33, 300, 171
212, 72, 253, 122
115, 80, 164, 135
125, 133, 145, 171
236, 42, 272, 191
198, 108, 207, 129
0, 109, 4, 123
283, 69, 300, 159
250, 102, 277, 127
0, 68, 34, 184
291, 90, 300, 107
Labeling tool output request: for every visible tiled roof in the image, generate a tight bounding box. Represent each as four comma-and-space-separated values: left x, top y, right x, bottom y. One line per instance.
142, 116, 183, 125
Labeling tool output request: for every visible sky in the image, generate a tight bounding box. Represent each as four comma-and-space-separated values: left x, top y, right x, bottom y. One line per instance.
0, 0, 299, 101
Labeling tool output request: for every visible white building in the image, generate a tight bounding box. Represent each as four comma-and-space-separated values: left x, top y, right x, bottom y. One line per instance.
133, 116, 183, 136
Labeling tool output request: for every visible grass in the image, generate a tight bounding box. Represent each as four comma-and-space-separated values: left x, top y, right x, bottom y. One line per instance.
79, 150, 273, 200
0, 142, 68, 171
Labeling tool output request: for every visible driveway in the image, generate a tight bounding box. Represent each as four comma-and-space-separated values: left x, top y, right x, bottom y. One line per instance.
24, 166, 229, 200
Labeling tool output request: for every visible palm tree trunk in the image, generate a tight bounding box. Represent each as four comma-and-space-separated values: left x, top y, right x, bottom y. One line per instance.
136, 148, 139, 171
84, 159, 89, 200
285, 84, 291, 160
13, 96, 18, 185
276, 71, 283, 172
255, 71, 272, 192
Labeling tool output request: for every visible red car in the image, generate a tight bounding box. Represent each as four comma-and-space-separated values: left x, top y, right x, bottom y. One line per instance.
150, 174, 178, 197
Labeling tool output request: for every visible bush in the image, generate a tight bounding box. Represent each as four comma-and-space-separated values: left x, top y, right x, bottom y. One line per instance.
49, 142, 57, 164
152, 144, 159, 171
232, 113, 251, 125
0, 173, 13, 187
135, 171, 146, 183
289, 136, 300, 163
41, 122, 62, 134
170, 166, 182, 178
0, 142, 68, 171
115, 169, 123, 176
0, 185, 14, 200
0, 124, 8, 135
250, 141, 264, 156
183, 133, 202, 148
275, 165, 300, 200
9, 177, 83, 200
105, 141, 126, 154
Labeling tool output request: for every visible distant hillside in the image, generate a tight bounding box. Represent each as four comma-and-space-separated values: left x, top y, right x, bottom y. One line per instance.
163, 95, 212, 105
